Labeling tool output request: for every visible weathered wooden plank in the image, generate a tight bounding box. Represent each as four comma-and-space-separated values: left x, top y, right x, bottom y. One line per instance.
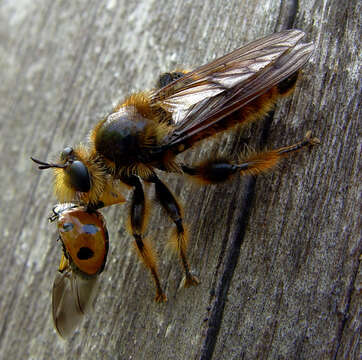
210, 1, 361, 359
0, 0, 359, 359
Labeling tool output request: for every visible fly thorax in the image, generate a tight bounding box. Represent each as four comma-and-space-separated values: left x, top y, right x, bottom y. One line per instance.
94, 106, 151, 167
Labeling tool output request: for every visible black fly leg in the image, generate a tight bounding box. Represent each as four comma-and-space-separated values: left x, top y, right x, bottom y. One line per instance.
182, 131, 320, 183
122, 176, 166, 302
149, 174, 200, 287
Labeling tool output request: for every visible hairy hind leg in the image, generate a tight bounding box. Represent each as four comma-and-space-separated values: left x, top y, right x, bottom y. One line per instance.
181, 131, 320, 183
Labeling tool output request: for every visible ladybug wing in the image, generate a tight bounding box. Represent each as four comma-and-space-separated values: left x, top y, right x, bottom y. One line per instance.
52, 269, 98, 338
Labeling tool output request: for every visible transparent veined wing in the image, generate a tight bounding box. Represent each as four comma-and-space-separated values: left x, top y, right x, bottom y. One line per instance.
52, 268, 98, 338
151, 29, 314, 148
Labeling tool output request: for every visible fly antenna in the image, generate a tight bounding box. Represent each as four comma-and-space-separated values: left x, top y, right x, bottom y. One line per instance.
31, 157, 66, 170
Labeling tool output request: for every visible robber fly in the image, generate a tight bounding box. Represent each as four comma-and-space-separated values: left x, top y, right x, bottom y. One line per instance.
32, 29, 319, 304
50, 203, 108, 338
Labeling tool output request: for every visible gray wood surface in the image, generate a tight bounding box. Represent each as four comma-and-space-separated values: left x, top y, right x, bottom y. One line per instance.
0, 0, 360, 359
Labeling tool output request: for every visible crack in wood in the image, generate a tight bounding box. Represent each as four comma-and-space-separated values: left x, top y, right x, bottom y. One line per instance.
333, 256, 361, 359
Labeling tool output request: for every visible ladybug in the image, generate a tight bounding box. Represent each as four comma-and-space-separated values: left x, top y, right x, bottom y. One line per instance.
50, 204, 108, 337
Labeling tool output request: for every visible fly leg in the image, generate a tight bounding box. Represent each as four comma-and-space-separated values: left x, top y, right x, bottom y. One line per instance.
148, 174, 200, 287
122, 175, 166, 302
181, 131, 320, 183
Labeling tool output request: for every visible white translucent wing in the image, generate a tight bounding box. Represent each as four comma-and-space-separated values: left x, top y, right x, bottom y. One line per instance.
150, 30, 314, 148
52, 269, 98, 338
152, 30, 307, 114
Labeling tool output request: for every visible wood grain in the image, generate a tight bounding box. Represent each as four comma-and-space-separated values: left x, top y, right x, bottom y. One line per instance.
0, 0, 360, 359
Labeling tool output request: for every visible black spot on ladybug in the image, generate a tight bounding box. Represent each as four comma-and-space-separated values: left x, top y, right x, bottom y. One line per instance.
77, 247, 94, 260
82, 224, 99, 234
63, 222, 74, 232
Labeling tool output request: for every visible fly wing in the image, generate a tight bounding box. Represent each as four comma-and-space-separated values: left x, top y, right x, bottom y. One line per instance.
52, 269, 98, 338
150, 29, 314, 148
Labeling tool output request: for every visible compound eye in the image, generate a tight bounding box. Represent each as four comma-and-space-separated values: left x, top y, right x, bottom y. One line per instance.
68, 161, 91, 192
61, 147, 73, 160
